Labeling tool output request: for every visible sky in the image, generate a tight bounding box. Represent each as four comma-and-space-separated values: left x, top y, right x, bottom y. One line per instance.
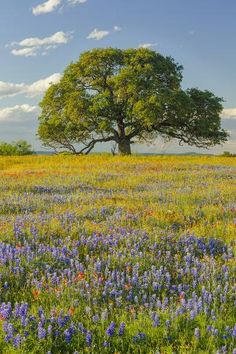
0, 0, 236, 154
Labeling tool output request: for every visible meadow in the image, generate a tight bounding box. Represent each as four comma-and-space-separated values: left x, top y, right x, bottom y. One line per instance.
0, 155, 235, 354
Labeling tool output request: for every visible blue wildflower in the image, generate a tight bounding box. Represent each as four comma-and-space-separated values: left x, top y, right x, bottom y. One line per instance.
118, 322, 125, 336
86, 331, 92, 347
133, 332, 146, 343
64, 329, 72, 344
106, 322, 116, 337
166, 320, 170, 328
194, 328, 200, 339
13, 334, 21, 349
38, 325, 46, 340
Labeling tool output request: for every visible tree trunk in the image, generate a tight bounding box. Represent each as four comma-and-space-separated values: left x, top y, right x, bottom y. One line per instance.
118, 138, 131, 155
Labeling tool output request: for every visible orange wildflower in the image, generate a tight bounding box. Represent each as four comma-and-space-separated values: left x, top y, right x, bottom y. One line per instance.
124, 283, 132, 290
69, 307, 75, 316
32, 289, 40, 300
76, 272, 85, 281
126, 266, 132, 273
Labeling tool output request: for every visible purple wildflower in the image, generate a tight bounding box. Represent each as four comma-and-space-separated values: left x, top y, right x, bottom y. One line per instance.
13, 334, 21, 348
106, 322, 116, 337
194, 328, 200, 339
118, 322, 125, 336
64, 329, 72, 344
38, 325, 46, 340
86, 331, 92, 347
166, 320, 170, 328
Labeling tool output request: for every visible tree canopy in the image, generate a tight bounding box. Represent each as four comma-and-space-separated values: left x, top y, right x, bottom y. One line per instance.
0, 140, 34, 156
38, 48, 228, 155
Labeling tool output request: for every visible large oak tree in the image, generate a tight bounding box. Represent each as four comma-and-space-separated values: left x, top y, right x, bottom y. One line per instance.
38, 48, 228, 155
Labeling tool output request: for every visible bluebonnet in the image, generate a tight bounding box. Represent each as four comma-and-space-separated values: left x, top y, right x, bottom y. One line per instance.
166, 320, 170, 328
92, 314, 99, 323
118, 322, 125, 336
106, 322, 116, 337
86, 331, 92, 347
232, 325, 236, 337
133, 332, 146, 343
64, 329, 72, 343
38, 324, 46, 340
194, 328, 200, 339
151, 313, 160, 327
13, 334, 21, 348
47, 325, 52, 335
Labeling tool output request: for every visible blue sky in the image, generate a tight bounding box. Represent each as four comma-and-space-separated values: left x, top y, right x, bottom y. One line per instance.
0, 0, 236, 153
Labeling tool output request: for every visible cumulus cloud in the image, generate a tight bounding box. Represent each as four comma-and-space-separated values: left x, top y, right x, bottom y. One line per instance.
138, 43, 157, 49
222, 108, 236, 119
32, 0, 61, 15
0, 73, 61, 99
32, 0, 87, 15
0, 82, 25, 98
27, 73, 61, 96
87, 25, 122, 41
10, 31, 73, 57
11, 47, 38, 57
67, 0, 87, 5
87, 28, 110, 40
0, 105, 39, 122
16, 31, 71, 47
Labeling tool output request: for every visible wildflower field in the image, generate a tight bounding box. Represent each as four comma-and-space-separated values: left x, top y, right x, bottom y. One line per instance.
0, 155, 235, 354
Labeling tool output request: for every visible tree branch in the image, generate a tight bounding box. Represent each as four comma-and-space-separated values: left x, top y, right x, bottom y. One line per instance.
75, 135, 116, 154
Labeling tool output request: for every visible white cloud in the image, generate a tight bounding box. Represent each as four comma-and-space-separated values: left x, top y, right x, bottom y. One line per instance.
11, 47, 38, 57
222, 108, 236, 119
0, 105, 39, 122
138, 43, 157, 49
87, 28, 110, 40
32, 0, 87, 15
32, 0, 61, 15
0, 82, 25, 98
17, 31, 72, 47
10, 31, 73, 57
113, 26, 122, 32
0, 73, 61, 99
87, 25, 122, 40
68, 0, 87, 5
27, 73, 61, 96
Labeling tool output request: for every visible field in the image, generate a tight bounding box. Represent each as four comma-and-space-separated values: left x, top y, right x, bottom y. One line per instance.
0, 155, 235, 354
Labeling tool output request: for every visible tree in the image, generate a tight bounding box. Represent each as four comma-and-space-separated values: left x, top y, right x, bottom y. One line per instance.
222, 151, 235, 157
14, 140, 34, 156
38, 48, 228, 155
0, 142, 17, 156
0, 140, 34, 156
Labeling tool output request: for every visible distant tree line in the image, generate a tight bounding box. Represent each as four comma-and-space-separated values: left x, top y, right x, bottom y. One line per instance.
0, 140, 34, 156
222, 151, 235, 157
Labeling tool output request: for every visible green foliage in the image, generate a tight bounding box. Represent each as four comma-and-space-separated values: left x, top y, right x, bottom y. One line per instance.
222, 151, 235, 157
0, 140, 34, 156
38, 48, 228, 155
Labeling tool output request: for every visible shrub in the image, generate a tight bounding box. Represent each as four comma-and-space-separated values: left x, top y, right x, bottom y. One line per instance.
0, 140, 34, 156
